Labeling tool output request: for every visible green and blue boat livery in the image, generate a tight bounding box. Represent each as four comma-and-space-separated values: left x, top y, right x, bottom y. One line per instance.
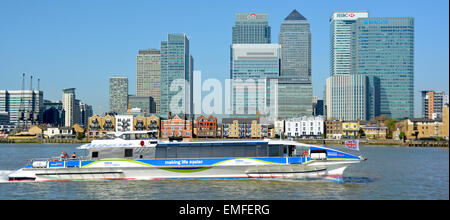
8, 131, 365, 182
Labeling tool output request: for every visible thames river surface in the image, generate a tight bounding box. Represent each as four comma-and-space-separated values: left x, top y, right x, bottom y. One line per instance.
0, 143, 448, 200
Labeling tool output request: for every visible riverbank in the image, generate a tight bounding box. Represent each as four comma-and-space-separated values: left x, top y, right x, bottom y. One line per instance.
0, 137, 448, 147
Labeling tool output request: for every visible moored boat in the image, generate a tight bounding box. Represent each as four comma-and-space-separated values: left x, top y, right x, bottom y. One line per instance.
8, 131, 365, 182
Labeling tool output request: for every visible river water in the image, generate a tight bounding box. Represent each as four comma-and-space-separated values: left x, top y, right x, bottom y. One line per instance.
0, 143, 448, 200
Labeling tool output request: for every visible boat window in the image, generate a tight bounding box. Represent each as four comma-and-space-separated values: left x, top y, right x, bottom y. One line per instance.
124, 149, 133, 157
92, 151, 99, 158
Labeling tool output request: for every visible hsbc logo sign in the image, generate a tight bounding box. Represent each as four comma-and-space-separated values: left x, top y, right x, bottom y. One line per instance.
336, 13, 355, 18
332, 12, 368, 21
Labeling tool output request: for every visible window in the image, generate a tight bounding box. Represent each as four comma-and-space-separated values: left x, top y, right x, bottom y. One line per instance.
92, 151, 99, 158
124, 149, 133, 157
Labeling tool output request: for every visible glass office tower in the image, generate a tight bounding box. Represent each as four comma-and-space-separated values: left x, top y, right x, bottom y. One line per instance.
136, 49, 160, 113
0, 89, 43, 125
355, 17, 414, 119
230, 44, 280, 117
232, 13, 271, 44
325, 74, 369, 121
160, 33, 193, 117
277, 9, 313, 119
279, 9, 311, 79
329, 11, 369, 76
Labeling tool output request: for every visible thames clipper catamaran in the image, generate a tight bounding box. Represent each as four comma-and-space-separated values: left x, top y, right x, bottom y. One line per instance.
9, 131, 366, 183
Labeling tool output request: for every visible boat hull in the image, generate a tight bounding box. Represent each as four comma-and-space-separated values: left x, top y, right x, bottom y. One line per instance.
8, 158, 360, 183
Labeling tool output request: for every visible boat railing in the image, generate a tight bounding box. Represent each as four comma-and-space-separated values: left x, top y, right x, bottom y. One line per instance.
27, 156, 90, 164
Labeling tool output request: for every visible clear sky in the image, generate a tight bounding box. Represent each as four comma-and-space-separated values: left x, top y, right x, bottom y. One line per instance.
0, 0, 448, 117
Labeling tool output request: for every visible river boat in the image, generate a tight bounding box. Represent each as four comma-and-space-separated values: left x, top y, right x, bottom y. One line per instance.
8, 131, 366, 182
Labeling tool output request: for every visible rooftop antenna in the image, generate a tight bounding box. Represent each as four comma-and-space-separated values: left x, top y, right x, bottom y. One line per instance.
37, 78, 40, 91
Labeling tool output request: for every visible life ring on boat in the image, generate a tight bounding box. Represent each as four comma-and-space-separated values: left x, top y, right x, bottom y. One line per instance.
302, 151, 309, 157
140, 140, 145, 147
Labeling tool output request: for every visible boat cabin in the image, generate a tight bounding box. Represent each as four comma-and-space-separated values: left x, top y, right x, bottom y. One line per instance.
86, 140, 299, 160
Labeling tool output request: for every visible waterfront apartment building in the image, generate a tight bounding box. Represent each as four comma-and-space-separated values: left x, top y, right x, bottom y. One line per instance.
232, 13, 271, 44
285, 116, 324, 139
341, 121, 360, 139
87, 114, 159, 138
421, 90, 445, 119
355, 17, 414, 119
136, 49, 160, 113
195, 115, 218, 138
222, 118, 268, 138
230, 44, 280, 117
160, 34, 193, 118
62, 88, 77, 127
115, 115, 133, 132
360, 124, 387, 139
160, 114, 193, 139
109, 76, 129, 114
396, 105, 449, 140
325, 74, 369, 121
325, 119, 342, 140
0, 89, 43, 126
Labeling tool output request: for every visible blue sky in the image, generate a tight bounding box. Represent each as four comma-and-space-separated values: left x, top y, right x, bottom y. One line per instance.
0, 0, 448, 117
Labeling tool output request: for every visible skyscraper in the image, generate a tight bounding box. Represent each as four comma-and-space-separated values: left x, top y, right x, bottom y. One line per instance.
230, 44, 280, 117
109, 76, 128, 114
62, 88, 76, 127
136, 49, 160, 113
325, 74, 369, 121
232, 13, 271, 44
355, 17, 414, 119
329, 11, 369, 76
276, 9, 313, 119
279, 9, 311, 79
160, 33, 193, 117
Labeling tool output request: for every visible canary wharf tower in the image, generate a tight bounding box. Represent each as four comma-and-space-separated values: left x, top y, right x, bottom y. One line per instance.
232, 13, 271, 44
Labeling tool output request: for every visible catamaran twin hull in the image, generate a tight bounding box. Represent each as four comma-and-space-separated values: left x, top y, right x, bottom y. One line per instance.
8, 156, 361, 182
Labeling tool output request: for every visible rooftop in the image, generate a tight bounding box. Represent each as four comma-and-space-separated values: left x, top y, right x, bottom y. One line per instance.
284, 9, 307, 21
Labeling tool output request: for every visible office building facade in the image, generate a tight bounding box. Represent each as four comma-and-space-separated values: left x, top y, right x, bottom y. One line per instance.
230, 44, 280, 117
269, 76, 312, 119
330, 11, 369, 76
109, 76, 129, 114
136, 49, 160, 113
325, 74, 369, 121
160, 33, 193, 117
279, 9, 311, 79
129, 95, 154, 114
232, 13, 271, 44
0, 90, 43, 126
355, 17, 414, 119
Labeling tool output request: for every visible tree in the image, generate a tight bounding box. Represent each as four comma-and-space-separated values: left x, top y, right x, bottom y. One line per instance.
76, 132, 85, 140
386, 119, 397, 139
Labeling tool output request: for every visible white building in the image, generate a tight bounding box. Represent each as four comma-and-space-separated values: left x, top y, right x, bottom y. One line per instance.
44, 127, 73, 139
274, 119, 285, 137
62, 88, 77, 127
115, 115, 133, 132
285, 116, 324, 139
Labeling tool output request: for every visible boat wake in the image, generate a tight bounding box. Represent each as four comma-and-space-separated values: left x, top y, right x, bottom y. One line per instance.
0, 170, 14, 183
